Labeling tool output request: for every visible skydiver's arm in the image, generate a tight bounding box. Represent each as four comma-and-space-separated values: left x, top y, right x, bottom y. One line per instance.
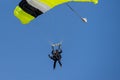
51, 50, 55, 55
48, 54, 51, 58
51, 45, 54, 50
58, 44, 62, 54
48, 54, 54, 60
59, 49, 62, 54
58, 44, 61, 50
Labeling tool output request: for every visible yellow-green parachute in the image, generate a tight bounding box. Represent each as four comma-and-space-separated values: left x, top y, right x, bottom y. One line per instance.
14, 0, 98, 24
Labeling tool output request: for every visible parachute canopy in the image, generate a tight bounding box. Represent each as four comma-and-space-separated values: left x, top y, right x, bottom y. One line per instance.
14, 0, 98, 24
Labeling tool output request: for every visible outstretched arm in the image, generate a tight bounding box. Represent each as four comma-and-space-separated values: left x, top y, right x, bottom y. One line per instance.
48, 54, 55, 60
59, 49, 62, 54
58, 44, 61, 49
51, 45, 55, 55
48, 54, 51, 59
51, 50, 55, 55
58, 44, 62, 54
51, 45, 54, 50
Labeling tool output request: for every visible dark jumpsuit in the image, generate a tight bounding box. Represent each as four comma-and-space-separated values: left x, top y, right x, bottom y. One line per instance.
49, 45, 62, 69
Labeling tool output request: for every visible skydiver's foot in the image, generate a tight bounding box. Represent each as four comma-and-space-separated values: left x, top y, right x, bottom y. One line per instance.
59, 63, 62, 68
53, 67, 55, 70
53, 61, 57, 69
60, 65, 62, 67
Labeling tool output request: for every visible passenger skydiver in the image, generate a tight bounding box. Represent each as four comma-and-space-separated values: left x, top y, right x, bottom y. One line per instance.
48, 43, 62, 69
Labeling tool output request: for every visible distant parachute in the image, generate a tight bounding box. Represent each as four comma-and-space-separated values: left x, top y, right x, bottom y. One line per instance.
14, 0, 98, 24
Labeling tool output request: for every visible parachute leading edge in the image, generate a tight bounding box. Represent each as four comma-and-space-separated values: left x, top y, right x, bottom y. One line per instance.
14, 0, 98, 24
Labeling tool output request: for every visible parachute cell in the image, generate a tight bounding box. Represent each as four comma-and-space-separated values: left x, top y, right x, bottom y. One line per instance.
14, 0, 98, 24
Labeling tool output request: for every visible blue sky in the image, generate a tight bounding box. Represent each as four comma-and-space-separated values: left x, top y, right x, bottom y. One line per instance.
0, 0, 120, 80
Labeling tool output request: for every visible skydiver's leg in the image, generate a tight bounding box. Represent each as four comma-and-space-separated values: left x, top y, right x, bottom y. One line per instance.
53, 60, 57, 69
58, 60, 62, 67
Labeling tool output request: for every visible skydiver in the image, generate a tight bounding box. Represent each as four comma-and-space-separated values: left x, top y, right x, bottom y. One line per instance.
48, 44, 62, 69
